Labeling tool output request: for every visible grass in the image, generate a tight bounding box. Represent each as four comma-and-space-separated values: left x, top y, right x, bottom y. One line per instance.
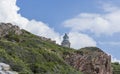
0, 30, 82, 74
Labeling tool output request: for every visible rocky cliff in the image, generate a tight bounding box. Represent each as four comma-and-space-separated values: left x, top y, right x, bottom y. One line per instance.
0, 23, 22, 37
63, 47, 112, 74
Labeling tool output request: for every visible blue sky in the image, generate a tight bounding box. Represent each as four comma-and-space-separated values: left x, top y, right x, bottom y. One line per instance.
17, 0, 102, 33
0, 0, 120, 62
16, 0, 120, 61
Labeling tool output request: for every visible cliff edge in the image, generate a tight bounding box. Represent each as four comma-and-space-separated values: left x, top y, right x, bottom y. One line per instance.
63, 47, 112, 74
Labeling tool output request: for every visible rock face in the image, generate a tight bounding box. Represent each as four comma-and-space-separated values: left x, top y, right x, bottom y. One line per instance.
0, 23, 22, 37
0, 63, 18, 74
64, 47, 112, 74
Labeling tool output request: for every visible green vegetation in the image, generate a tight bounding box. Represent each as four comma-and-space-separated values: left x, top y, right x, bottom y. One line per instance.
112, 62, 120, 74
0, 28, 118, 74
0, 30, 82, 74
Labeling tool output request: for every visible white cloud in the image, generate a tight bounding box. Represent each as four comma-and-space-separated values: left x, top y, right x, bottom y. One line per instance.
0, 0, 61, 44
0, 0, 29, 29
112, 57, 120, 63
68, 32, 96, 49
99, 41, 120, 46
102, 3, 119, 12
26, 20, 61, 44
0, 0, 97, 49
63, 3, 120, 35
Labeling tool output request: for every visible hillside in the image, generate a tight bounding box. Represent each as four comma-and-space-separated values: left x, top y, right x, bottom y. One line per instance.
112, 62, 120, 74
0, 23, 82, 74
0, 23, 118, 74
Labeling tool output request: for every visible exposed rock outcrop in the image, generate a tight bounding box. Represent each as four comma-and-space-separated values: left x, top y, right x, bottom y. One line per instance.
0, 63, 18, 74
64, 47, 112, 74
0, 23, 22, 37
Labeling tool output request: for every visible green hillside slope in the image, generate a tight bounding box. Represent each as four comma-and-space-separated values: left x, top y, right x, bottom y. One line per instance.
0, 29, 82, 74
112, 62, 120, 74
